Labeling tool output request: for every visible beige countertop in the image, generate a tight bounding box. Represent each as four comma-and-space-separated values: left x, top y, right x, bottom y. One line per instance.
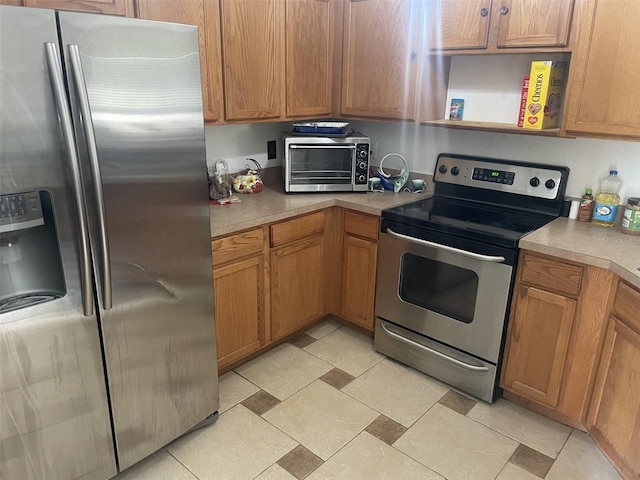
520, 218, 640, 289
209, 185, 432, 238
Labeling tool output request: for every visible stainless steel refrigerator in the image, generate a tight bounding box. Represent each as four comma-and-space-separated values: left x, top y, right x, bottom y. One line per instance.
0, 6, 218, 479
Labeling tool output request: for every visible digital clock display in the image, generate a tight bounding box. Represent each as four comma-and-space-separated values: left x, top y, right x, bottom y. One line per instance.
472, 168, 515, 185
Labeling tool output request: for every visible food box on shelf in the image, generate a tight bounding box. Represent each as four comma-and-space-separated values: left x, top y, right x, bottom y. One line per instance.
523, 61, 566, 130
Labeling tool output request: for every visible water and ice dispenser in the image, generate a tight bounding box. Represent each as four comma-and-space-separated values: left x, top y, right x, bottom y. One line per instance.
0, 191, 66, 313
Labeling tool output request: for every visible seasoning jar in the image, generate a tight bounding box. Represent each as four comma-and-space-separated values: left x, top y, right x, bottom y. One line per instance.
620, 197, 640, 235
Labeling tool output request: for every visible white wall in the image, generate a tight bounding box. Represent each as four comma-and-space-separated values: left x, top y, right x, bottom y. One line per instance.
205, 121, 640, 201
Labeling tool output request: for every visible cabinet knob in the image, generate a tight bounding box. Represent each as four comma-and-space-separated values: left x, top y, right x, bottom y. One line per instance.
410, 52, 417, 61
500, 6, 509, 15
480, 7, 489, 17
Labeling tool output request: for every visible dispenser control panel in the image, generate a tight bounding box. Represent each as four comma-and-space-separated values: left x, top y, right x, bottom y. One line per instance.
0, 191, 44, 233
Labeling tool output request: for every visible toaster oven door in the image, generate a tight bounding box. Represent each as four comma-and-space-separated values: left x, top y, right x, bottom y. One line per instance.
286, 144, 355, 192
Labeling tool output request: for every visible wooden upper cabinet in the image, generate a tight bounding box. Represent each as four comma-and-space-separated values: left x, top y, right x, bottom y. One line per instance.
220, 0, 285, 122
136, 0, 224, 123
286, 0, 335, 118
495, 0, 574, 48
342, 0, 422, 120
429, 0, 574, 52
563, 0, 640, 138
429, 0, 491, 50
24, 0, 134, 15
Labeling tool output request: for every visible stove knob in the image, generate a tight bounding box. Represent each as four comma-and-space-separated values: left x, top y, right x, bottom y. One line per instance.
529, 177, 540, 187
451, 166, 460, 176
545, 179, 556, 189
438, 164, 448, 174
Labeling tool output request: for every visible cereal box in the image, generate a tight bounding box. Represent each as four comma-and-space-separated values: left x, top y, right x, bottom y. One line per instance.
523, 61, 566, 130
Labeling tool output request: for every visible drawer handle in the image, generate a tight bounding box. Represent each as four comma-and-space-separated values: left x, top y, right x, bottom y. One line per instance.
379, 321, 490, 372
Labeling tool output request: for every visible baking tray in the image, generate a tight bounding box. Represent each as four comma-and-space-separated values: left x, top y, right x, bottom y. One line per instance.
292, 122, 350, 135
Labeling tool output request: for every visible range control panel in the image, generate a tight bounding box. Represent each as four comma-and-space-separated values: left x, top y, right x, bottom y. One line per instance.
0, 191, 44, 233
434, 155, 565, 200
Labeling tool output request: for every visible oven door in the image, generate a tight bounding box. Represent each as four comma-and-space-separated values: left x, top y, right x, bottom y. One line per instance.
375, 223, 515, 364
285, 144, 355, 192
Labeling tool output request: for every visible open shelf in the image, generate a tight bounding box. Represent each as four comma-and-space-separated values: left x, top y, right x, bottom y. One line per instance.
420, 119, 571, 137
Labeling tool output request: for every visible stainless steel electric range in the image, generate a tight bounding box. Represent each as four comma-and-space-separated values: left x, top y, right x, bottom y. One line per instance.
374, 153, 569, 403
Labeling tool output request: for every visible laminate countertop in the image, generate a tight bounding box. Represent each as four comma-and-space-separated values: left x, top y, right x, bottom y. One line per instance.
209, 185, 432, 238
520, 217, 640, 289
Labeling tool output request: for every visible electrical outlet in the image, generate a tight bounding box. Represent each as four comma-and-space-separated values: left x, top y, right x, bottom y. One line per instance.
267, 140, 277, 160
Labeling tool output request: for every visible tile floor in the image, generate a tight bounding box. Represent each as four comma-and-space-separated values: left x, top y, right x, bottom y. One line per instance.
114, 319, 623, 480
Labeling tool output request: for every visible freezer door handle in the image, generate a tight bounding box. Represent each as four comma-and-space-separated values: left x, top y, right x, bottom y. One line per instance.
68, 44, 112, 310
45, 42, 94, 317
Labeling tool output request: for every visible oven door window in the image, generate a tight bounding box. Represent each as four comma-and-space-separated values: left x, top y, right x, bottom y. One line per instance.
398, 252, 479, 324
289, 146, 353, 185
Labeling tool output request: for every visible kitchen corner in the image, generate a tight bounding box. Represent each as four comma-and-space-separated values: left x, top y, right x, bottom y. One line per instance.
520, 218, 640, 289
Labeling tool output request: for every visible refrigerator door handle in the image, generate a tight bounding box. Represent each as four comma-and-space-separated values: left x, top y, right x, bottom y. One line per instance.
67, 44, 112, 310
45, 42, 94, 317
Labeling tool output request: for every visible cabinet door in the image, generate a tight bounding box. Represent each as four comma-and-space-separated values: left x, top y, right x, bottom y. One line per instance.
271, 236, 324, 340
501, 285, 576, 407
340, 235, 377, 330
24, 0, 133, 15
220, 0, 284, 121
286, 0, 334, 118
588, 317, 640, 479
564, 0, 640, 138
496, 0, 574, 48
341, 0, 421, 120
213, 256, 265, 370
136, 0, 224, 123
428, 0, 492, 50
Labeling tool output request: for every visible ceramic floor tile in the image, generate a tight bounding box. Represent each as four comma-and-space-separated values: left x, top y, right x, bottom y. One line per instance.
305, 317, 342, 339
303, 327, 384, 377
290, 333, 316, 349
495, 463, 542, 480
509, 443, 554, 478
546, 430, 622, 480
394, 403, 518, 480
263, 380, 379, 460
438, 389, 477, 416
467, 398, 571, 458
254, 464, 298, 480
166, 405, 297, 480
277, 444, 323, 479
218, 371, 260, 413
318, 367, 355, 390
306, 432, 444, 480
236, 343, 333, 400
365, 414, 407, 446
343, 358, 449, 427
242, 390, 281, 416
113, 449, 197, 480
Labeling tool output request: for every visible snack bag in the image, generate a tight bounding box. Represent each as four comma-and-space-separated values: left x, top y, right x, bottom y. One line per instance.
523, 61, 566, 130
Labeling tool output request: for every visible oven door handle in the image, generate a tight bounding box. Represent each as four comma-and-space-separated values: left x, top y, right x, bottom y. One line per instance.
289, 145, 355, 149
379, 322, 490, 373
386, 228, 506, 263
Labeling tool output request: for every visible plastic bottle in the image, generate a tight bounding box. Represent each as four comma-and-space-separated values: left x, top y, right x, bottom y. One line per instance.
592, 170, 622, 227
577, 188, 594, 222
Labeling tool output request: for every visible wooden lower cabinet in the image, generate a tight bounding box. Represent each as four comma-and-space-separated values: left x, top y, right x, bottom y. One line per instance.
339, 210, 379, 331
501, 285, 576, 407
501, 251, 615, 428
588, 282, 640, 480
271, 236, 325, 340
213, 256, 266, 370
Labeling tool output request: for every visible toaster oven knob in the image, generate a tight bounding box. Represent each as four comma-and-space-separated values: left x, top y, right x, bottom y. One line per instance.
545, 179, 556, 189
451, 166, 460, 176
358, 149, 368, 158
357, 174, 366, 183
358, 161, 368, 171
529, 177, 540, 187
438, 164, 448, 174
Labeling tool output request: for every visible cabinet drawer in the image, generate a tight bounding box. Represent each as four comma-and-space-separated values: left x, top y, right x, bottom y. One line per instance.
212, 227, 265, 267
520, 253, 584, 297
270, 211, 325, 248
614, 281, 640, 333
344, 210, 379, 241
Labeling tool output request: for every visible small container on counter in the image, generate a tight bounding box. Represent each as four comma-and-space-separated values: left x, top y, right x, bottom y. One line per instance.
620, 197, 640, 235
577, 188, 594, 222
